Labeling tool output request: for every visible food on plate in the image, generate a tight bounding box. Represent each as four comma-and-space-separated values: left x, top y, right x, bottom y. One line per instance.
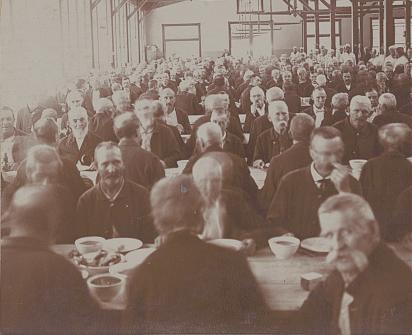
69, 249, 122, 267
91, 276, 122, 286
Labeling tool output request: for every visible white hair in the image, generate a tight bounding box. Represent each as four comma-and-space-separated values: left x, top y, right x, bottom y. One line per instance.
196, 122, 222, 147
378, 93, 397, 113
266, 87, 284, 102
350, 95, 372, 112
250, 86, 265, 98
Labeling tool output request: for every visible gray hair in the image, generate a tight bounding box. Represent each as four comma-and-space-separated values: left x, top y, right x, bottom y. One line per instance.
290, 113, 315, 142
196, 122, 222, 148
318, 193, 380, 244
350, 95, 371, 112
378, 123, 411, 151
26, 145, 63, 179
150, 175, 204, 235
94, 98, 114, 114
378, 93, 397, 113
112, 90, 130, 106
204, 94, 226, 114
250, 86, 265, 99
266, 87, 284, 102
331, 93, 349, 110
94, 141, 122, 163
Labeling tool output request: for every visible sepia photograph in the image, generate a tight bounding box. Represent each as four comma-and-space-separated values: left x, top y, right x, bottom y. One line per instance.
0, 0, 412, 334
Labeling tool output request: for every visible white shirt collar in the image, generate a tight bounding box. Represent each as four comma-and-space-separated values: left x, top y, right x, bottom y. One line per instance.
166, 108, 178, 126
313, 106, 325, 113
310, 162, 331, 185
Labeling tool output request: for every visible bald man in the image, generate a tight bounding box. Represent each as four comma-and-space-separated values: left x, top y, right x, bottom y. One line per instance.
1, 185, 100, 334
333, 95, 381, 162
160, 88, 191, 134
175, 80, 203, 115
259, 113, 315, 213
253, 101, 292, 167
360, 123, 412, 240
57, 107, 102, 165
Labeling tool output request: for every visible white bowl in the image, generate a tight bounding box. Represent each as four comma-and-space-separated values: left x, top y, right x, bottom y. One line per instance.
75, 236, 106, 254
125, 248, 156, 265
208, 239, 243, 251
407, 157, 412, 164
349, 159, 367, 170
268, 236, 300, 260
87, 274, 125, 302
104, 238, 143, 253
79, 253, 125, 277
1, 170, 17, 183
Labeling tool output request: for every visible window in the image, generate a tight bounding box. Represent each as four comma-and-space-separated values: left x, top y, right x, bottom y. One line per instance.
371, 18, 412, 50
162, 24, 201, 58
305, 20, 341, 51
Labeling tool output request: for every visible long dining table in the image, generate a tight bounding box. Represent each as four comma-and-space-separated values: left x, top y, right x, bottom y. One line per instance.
51, 242, 412, 312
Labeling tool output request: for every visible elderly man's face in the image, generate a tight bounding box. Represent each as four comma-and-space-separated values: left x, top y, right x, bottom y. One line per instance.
160, 91, 176, 113
96, 148, 124, 188
310, 136, 344, 174
272, 70, 280, 80
29, 161, 60, 185
68, 93, 83, 109
69, 111, 88, 137
0, 110, 15, 138
366, 91, 379, 108
313, 91, 326, 109
310, 73, 318, 86
161, 73, 170, 86
376, 74, 387, 86
298, 70, 307, 82
283, 71, 292, 83
251, 76, 262, 87
350, 102, 370, 129
136, 101, 154, 129
211, 112, 229, 135
117, 97, 131, 112
342, 73, 352, 85
320, 211, 374, 274
269, 107, 289, 133
251, 90, 264, 108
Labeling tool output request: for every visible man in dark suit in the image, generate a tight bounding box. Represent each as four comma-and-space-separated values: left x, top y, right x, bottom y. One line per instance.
315, 74, 337, 108
264, 68, 283, 90
321, 92, 349, 126
333, 95, 381, 163
88, 98, 118, 142
76, 142, 155, 242
303, 87, 331, 128
57, 107, 102, 166
160, 88, 191, 135
246, 87, 284, 164
296, 67, 313, 97
253, 101, 292, 167
392, 186, 412, 241
234, 69, 253, 101
259, 113, 314, 214
373, 93, 412, 128
360, 123, 412, 241
296, 193, 412, 335
114, 112, 165, 190
159, 72, 177, 93
135, 98, 182, 168
175, 80, 203, 115
242, 79, 266, 132
264, 127, 361, 242
1, 185, 100, 334
336, 69, 360, 100
211, 109, 245, 158
124, 175, 268, 333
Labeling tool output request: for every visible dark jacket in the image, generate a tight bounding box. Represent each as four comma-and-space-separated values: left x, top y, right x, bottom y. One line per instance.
360, 151, 412, 241
57, 131, 102, 164
175, 92, 203, 115
76, 179, 155, 242
172, 108, 191, 135
243, 103, 268, 133
1, 237, 99, 334
266, 166, 361, 241
296, 243, 412, 335
150, 123, 182, 168
372, 111, 412, 128
284, 89, 301, 114
247, 114, 272, 164
333, 118, 381, 163
124, 230, 268, 333
321, 110, 347, 126
88, 112, 117, 142
223, 131, 245, 158
119, 138, 165, 190
253, 128, 293, 164
392, 186, 412, 241
259, 141, 312, 214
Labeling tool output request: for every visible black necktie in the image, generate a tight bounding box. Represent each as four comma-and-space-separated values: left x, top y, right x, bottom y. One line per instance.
318, 178, 334, 198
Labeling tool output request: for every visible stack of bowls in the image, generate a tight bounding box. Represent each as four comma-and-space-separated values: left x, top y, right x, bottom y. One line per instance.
349, 159, 367, 180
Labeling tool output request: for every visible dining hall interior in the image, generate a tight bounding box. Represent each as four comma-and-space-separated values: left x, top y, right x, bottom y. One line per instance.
1, 0, 412, 334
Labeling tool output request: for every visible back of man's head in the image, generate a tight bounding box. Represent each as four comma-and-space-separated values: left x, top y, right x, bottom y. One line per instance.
266, 87, 284, 102
331, 93, 349, 112
113, 112, 139, 140
33, 118, 58, 145
196, 122, 222, 150
378, 123, 411, 152
5, 185, 60, 241
290, 113, 315, 142
378, 93, 397, 114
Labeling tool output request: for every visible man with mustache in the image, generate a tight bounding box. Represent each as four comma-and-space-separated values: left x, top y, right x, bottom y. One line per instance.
333, 95, 380, 163
261, 127, 361, 243
76, 142, 155, 242
296, 193, 412, 335
57, 107, 102, 166
160, 88, 191, 135
253, 101, 292, 168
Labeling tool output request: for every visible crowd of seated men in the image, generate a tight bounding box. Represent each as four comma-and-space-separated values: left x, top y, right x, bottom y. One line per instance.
1, 43, 412, 334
